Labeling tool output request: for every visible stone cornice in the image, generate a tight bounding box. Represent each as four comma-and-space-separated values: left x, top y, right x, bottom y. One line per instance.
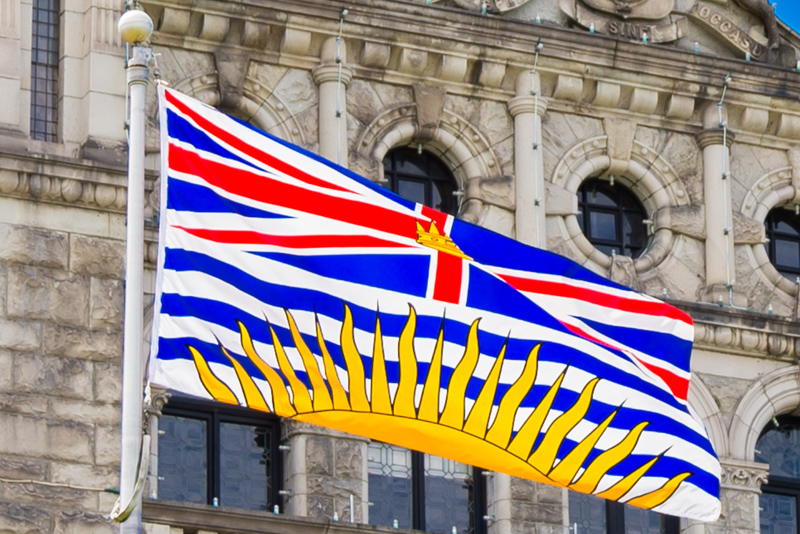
677, 300, 800, 359
0, 148, 156, 214
143, 0, 800, 147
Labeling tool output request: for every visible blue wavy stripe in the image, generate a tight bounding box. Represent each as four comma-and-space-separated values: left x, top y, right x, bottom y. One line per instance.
167, 109, 261, 173
248, 251, 430, 297
159, 248, 690, 412
167, 178, 291, 220
579, 317, 691, 371
154, 293, 715, 457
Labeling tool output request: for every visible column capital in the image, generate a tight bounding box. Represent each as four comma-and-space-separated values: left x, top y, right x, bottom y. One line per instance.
312, 63, 353, 86
696, 128, 736, 149
508, 95, 548, 118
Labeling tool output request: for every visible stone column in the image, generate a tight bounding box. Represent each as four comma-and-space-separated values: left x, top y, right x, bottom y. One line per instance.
489, 473, 567, 534
144, 386, 171, 500
0, 0, 22, 134
508, 71, 548, 248
697, 104, 741, 305
282, 420, 369, 523
313, 37, 353, 167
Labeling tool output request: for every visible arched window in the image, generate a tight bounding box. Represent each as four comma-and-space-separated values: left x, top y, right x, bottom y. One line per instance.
577, 178, 649, 258
384, 148, 458, 215
756, 416, 800, 534
765, 209, 800, 280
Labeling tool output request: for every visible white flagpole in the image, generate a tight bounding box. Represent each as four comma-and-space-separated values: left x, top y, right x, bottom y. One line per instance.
117, 6, 153, 533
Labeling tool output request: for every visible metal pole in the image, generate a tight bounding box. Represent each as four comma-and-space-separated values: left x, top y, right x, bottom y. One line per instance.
119, 45, 150, 534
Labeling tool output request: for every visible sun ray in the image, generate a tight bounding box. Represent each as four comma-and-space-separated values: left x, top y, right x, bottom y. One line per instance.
463, 338, 508, 438
268, 323, 314, 413
570, 421, 649, 494
418, 321, 445, 423
371, 310, 392, 415
237, 321, 296, 416
315, 314, 350, 411
596, 455, 661, 501
188, 345, 239, 405
528, 378, 600, 473
547, 407, 620, 485
394, 306, 419, 418
284, 310, 333, 412
507, 370, 566, 459
340, 304, 370, 412
218, 342, 270, 412
626, 472, 691, 509
486, 344, 540, 449
439, 319, 481, 430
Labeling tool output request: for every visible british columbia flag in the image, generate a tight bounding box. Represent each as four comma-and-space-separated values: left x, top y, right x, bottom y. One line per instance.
149, 87, 720, 521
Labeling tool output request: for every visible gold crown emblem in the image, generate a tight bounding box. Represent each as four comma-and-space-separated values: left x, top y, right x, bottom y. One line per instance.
186, 305, 689, 511
416, 221, 472, 260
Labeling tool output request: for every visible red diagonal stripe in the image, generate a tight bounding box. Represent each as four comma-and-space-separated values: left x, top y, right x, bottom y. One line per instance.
166, 89, 350, 194
562, 321, 688, 401
169, 145, 419, 242
499, 275, 693, 325
174, 226, 414, 250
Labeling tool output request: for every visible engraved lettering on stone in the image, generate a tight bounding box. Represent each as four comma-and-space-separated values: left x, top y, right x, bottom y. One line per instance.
690, 4, 766, 60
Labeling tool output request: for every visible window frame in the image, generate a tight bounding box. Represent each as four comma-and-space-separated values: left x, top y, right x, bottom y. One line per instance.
30, 0, 61, 142
577, 178, 650, 258
160, 396, 283, 511
757, 415, 800, 534
569, 492, 680, 534
765, 208, 800, 279
368, 443, 487, 534
383, 148, 459, 215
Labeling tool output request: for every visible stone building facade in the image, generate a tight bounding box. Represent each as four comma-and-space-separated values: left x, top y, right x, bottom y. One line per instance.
2, 0, 800, 533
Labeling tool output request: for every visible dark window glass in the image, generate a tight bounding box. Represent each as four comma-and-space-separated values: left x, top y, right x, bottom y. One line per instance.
159, 397, 282, 511
578, 179, 649, 258
384, 149, 458, 215
30, 0, 59, 142
766, 209, 800, 279
368, 442, 485, 534
568, 490, 679, 534
757, 416, 800, 534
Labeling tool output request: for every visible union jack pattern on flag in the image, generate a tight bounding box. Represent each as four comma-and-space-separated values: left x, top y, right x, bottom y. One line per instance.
150, 87, 720, 521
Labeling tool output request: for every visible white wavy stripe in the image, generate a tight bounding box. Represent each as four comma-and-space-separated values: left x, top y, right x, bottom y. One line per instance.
652, 483, 720, 523
167, 205, 425, 252
559, 315, 690, 380
151, 344, 719, 480
167, 94, 413, 212
164, 228, 696, 403
519, 291, 694, 341
154, 262, 712, 447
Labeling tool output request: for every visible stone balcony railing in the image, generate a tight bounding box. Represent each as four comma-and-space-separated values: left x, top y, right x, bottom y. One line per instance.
142, 501, 406, 534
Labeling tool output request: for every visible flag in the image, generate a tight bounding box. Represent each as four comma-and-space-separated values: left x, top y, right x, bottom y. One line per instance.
149, 86, 720, 521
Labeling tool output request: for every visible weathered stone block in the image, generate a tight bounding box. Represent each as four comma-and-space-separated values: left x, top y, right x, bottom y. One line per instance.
50, 399, 119, 425
306, 436, 334, 476
0, 455, 47, 480
70, 234, 125, 278
94, 424, 121, 467
0, 392, 48, 416
43, 324, 122, 362
307, 475, 363, 498
0, 502, 50, 534
306, 495, 334, 520
335, 439, 364, 480
510, 501, 563, 524
8, 265, 89, 327
0, 222, 68, 269
0, 413, 48, 456
51, 462, 118, 489
3, 479, 98, 510
48, 421, 94, 462
0, 263, 6, 315
94, 362, 122, 403
14, 353, 93, 400
0, 349, 11, 391
0, 317, 41, 352
54, 510, 116, 534
90, 277, 123, 330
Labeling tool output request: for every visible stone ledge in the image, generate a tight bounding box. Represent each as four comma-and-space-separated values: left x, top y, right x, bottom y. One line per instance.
142, 500, 403, 534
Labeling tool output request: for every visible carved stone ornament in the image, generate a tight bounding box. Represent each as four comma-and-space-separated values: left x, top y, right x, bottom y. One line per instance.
720, 459, 769, 493
689, 3, 769, 62
560, 0, 687, 43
